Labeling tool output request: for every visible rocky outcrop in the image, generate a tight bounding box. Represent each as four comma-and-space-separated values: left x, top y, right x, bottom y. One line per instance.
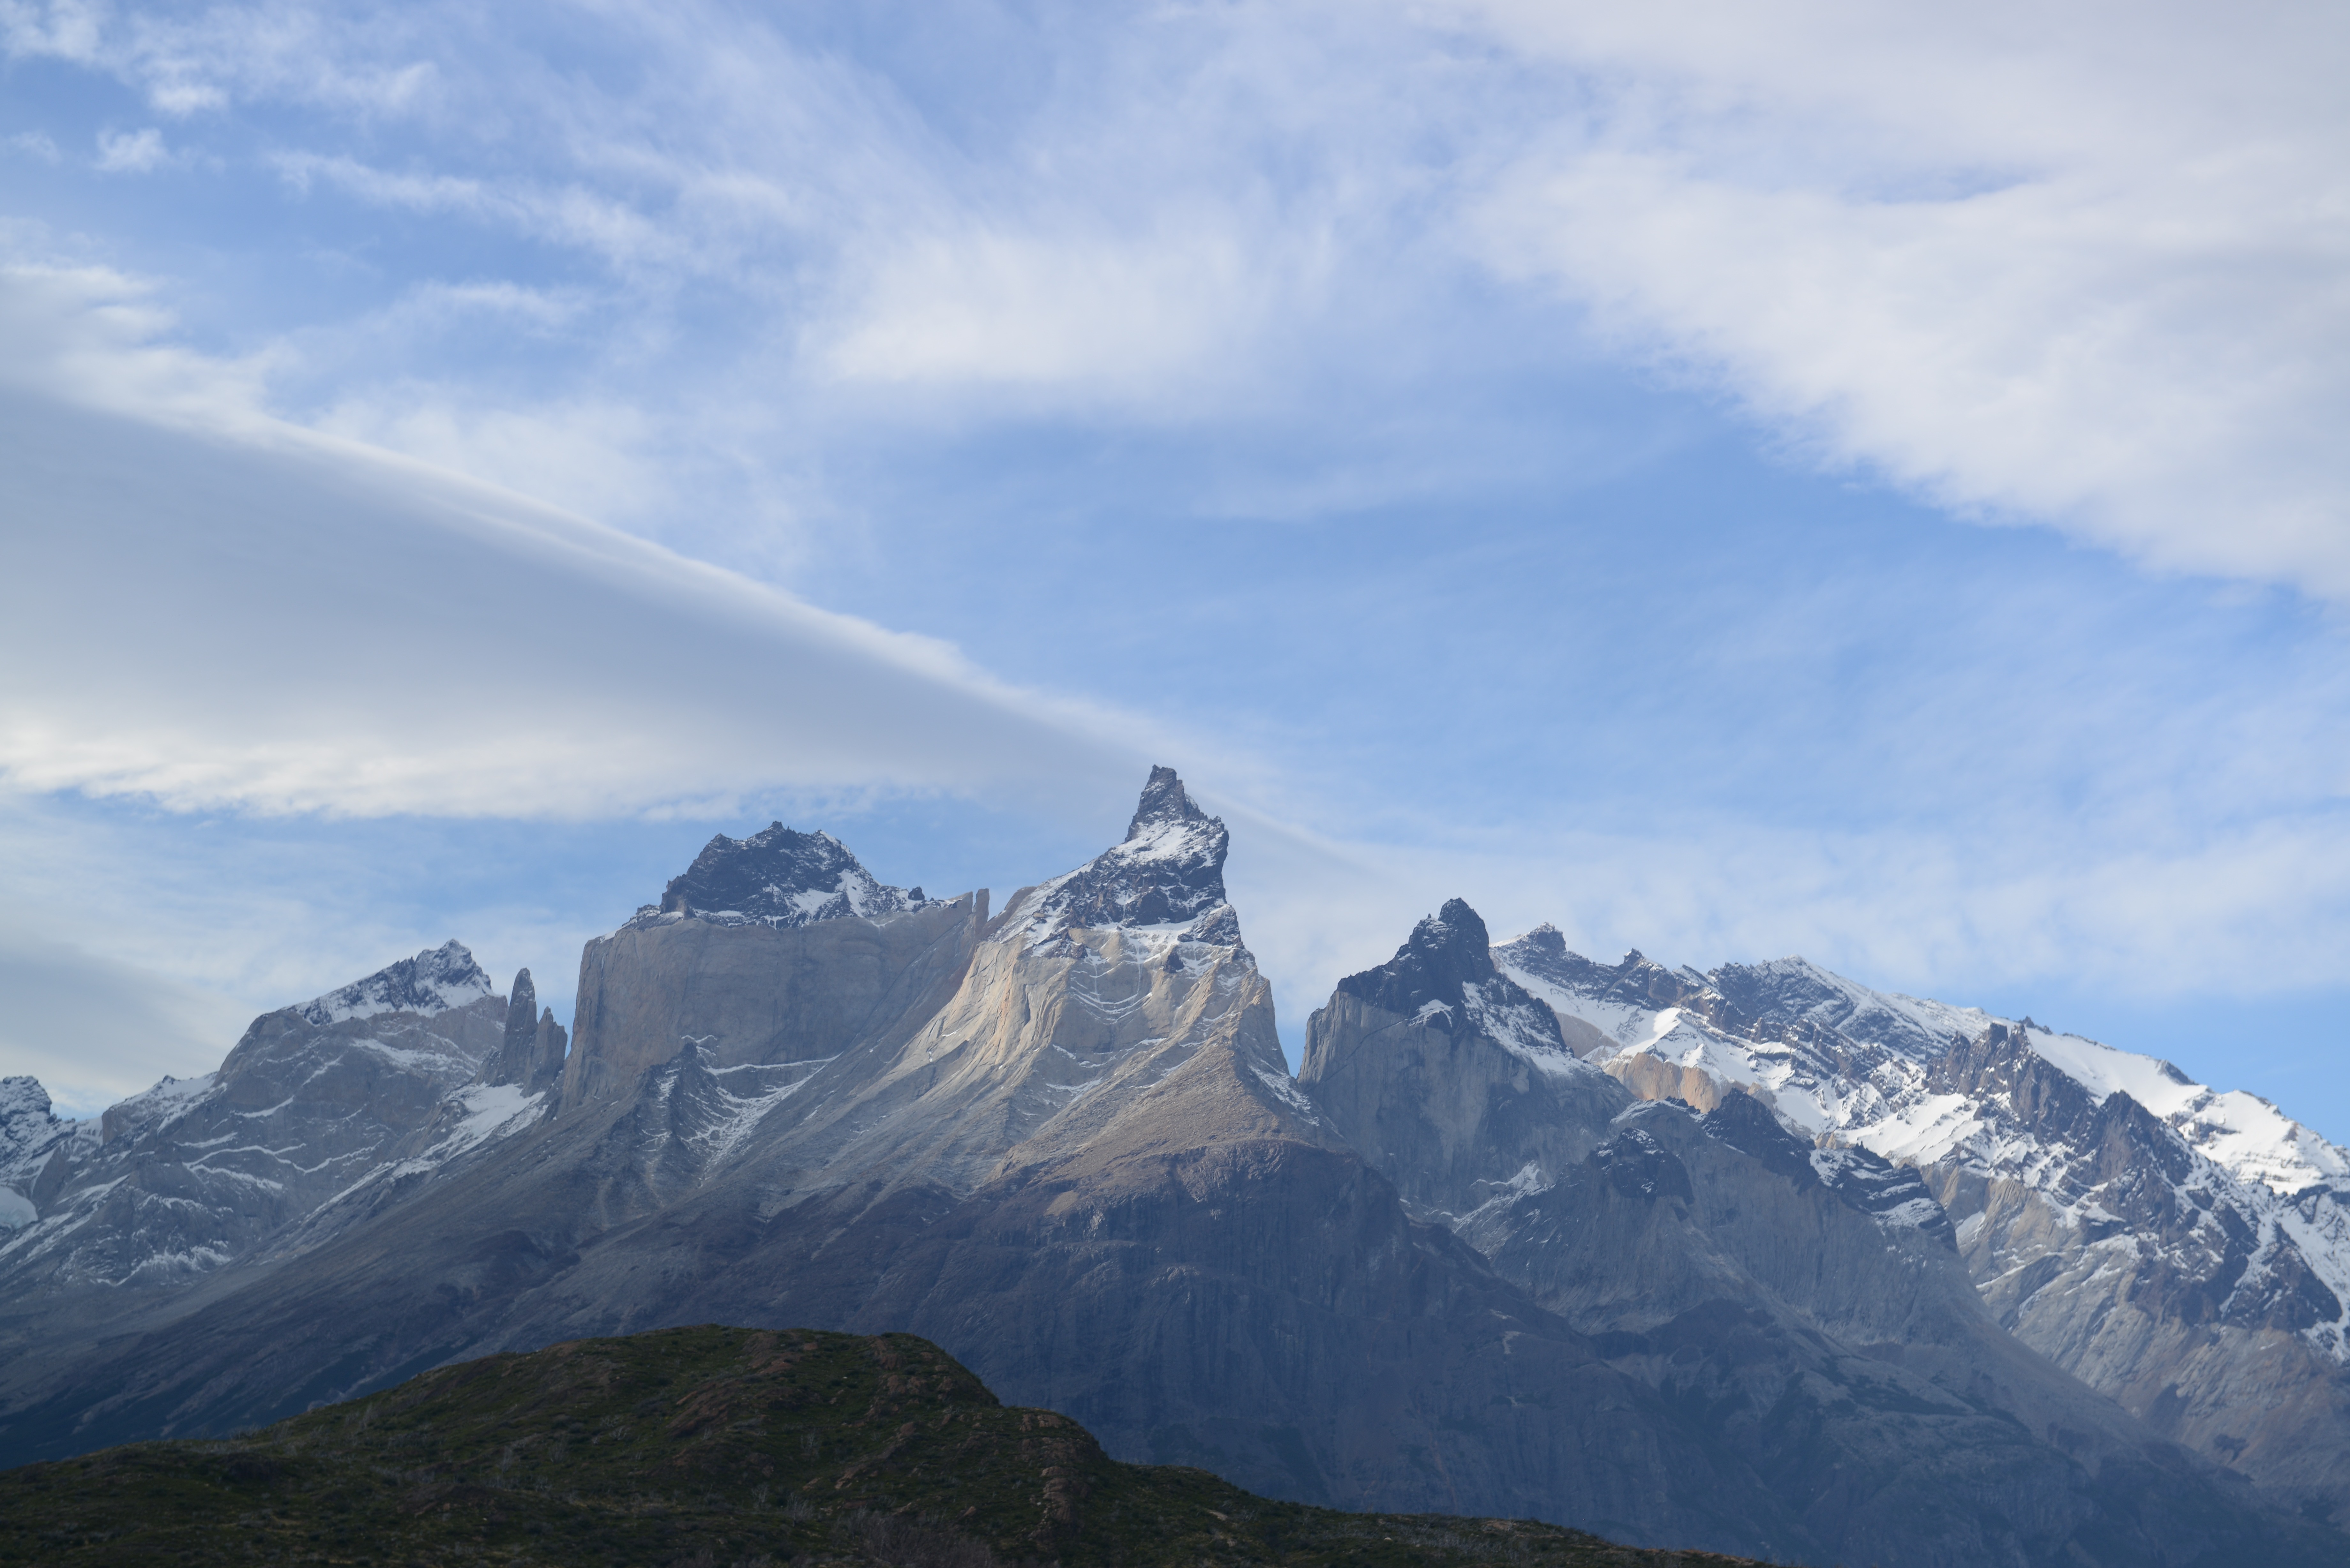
644, 822, 924, 930
481, 968, 568, 1092
558, 892, 987, 1115
0, 1079, 67, 1233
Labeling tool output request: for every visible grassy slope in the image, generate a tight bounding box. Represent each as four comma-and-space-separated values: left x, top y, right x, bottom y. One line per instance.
0, 1325, 1767, 1567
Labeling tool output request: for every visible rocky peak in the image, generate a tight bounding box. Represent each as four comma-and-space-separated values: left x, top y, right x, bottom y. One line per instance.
504, 968, 538, 1047
1324, 898, 1580, 1072
1018, 767, 1233, 939
639, 824, 924, 932
1126, 764, 1207, 839
0, 1076, 60, 1147
1929, 1021, 2103, 1146
0, 1076, 69, 1195
1515, 923, 1569, 959
481, 968, 566, 1092
295, 941, 494, 1026
1335, 898, 1497, 1021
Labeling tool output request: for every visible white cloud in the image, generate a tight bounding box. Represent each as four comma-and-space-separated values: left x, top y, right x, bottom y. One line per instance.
819, 222, 1268, 396
2, 0, 438, 116
0, 264, 1162, 821
1456, 0, 2350, 598
13, 3, 2350, 598
94, 126, 167, 173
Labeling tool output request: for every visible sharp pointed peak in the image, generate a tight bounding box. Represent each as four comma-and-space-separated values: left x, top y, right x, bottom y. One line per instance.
1013, 768, 1236, 943
1126, 765, 1213, 841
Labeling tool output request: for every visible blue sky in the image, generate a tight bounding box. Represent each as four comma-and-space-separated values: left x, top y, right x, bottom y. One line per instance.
5, 1, 2350, 1137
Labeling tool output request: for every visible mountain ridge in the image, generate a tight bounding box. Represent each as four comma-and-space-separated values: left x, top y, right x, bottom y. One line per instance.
0, 773, 2343, 1565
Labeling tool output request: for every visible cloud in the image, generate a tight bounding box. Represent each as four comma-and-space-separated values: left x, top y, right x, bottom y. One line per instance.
94, 126, 168, 173
818, 222, 1270, 397
8, 1, 2350, 1123
1457, 0, 2350, 598
0, 924, 255, 1118
2, 0, 438, 117
0, 264, 1162, 821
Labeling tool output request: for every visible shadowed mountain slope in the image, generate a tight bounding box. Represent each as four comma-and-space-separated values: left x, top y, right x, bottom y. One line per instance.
0, 1325, 1771, 1568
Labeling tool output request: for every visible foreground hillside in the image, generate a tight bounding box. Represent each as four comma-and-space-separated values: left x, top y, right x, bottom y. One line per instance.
0, 1325, 1764, 1568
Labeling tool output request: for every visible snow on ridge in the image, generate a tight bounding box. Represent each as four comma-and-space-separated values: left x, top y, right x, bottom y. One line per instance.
635, 823, 927, 934
1462, 980, 1597, 1080
1502, 927, 2350, 1204
2024, 1026, 2350, 1196
1498, 923, 2350, 1361
297, 940, 493, 1025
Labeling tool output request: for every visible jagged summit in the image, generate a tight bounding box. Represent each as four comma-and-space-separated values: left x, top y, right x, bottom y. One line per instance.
1126, 762, 1208, 839
296, 940, 493, 1026
1336, 897, 1495, 1018
482, 968, 567, 1090
1016, 766, 1234, 941
1323, 898, 1581, 1075
633, 823, 925, 932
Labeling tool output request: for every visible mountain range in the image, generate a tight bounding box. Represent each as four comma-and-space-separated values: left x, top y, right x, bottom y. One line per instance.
1, 768, 2344, 1567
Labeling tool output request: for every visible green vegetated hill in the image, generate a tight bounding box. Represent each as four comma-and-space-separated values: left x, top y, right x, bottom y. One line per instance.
0, 1325, 1769, 1568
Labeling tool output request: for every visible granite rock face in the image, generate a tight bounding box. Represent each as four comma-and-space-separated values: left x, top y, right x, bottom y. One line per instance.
482, 968, 568, 1092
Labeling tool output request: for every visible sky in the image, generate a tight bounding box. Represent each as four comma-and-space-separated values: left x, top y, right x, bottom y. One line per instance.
4, 1, 2350, 1136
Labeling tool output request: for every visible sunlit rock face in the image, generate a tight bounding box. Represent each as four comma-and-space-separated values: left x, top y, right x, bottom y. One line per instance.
1489, 925, 2350, 1524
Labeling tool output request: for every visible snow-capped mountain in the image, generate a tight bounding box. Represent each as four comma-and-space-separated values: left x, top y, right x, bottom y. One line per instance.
1493, 926, 2350, 1514
627, 822, 926, 932
0, 944, 540, 1315
1014, 764, 1238, 940
294, 938, 494, 1025
1297, 896, 2340, 1564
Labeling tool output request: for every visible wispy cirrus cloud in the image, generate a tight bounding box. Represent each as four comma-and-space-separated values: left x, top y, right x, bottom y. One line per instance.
13, 1, 2343, 598
1459, 0, 2350, 597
